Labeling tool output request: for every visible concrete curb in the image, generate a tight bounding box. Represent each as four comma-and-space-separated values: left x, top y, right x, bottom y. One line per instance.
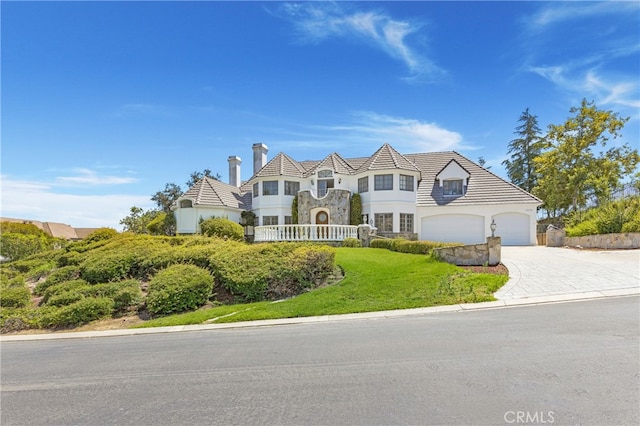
2, 289, 638, 342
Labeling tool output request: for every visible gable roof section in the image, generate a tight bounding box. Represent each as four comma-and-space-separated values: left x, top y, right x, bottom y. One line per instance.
406, 151, 542, 206
304, 152, 356, 177
356, 143, 420, 174
252, 152, 306, 179
435, 159, 471, 181
180, 177, 249, 210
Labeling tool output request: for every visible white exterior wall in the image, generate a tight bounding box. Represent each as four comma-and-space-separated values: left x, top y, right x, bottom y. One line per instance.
252, 179, 298, 225
174, 206, 241, 234
417, 203, 538, 245
358, 172, 419, 231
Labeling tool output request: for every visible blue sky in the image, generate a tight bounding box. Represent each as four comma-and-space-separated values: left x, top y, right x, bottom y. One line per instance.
2, 1, 639, 229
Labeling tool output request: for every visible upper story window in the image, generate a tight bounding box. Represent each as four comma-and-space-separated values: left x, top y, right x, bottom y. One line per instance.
374, 174, 393, 191
358, 176, 369, 193
180, 200, 193, 208
285, 181, 300, 196
318, 170, 333, 178
317, 170, 334, 197
443, 179, 463, 196
263, 180, 278, 196
253, 183, 259, 198
399, 174, 414, 191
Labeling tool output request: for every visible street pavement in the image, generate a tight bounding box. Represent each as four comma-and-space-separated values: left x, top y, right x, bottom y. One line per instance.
1, 246, 638, 342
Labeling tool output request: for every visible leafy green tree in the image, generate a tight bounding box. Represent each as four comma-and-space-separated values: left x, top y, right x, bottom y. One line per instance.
119, 207, 160, 234
186, 169, 221, 188
350, 193, 362, 225
534, 99, 639, 217
0, 222, 64, 261
502, 108, 544, 193
291, 195, 299, 224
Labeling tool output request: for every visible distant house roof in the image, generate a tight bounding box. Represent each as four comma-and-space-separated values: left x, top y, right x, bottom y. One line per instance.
178, 176, 250, 210
0, 217, 101, 240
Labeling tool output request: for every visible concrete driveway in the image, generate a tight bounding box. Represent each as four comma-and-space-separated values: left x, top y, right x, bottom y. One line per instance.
496, 246, 640, 300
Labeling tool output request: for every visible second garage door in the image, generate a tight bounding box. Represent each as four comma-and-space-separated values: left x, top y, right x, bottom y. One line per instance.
493, 213, 531, 245
421, 214, 485, 245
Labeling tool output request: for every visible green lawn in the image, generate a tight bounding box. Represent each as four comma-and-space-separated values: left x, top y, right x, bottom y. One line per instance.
135, 248, 508, 328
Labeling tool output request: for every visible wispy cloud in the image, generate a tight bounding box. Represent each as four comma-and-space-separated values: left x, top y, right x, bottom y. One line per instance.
522, 2, 639, 113
0, 175, 152, 229
55, 168, 138, 186
276, 2, 443, 82
527, 1, 638, 29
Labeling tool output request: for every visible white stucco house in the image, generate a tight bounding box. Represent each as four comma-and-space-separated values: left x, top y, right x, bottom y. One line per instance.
173, 143, 542, 245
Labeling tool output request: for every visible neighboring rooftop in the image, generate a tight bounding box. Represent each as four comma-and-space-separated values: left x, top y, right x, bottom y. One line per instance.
0, 217, 102, 240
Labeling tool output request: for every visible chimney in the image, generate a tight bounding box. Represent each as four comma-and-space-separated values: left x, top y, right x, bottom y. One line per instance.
252, 143, 268, 175
228, 156, 242, 187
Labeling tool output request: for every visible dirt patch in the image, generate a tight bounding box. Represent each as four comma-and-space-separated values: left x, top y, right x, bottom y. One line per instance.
459, 263, 509, 275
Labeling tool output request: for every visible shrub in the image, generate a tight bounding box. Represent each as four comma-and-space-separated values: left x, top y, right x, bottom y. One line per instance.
40, 297, 114, 327
41, 279, 90, 304
82, 280, 142, 312
83, 228, 119, 244
57, 251, 84, 266
46, 290, 85, 307
566, 220, 599, 237
0, 286, 31, 308
146, 264, 214, 315
342, 238, 362, 248
0, 224, 65, 261
80, 251, 136, 283
371, 238, 462, 254
200, 218, 244, 241
621, 216, 640, 233
350, 193, 362, 225
35, 265, 81, 295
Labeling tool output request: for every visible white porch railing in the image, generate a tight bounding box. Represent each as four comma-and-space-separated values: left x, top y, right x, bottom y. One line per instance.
254, 224, 358, 242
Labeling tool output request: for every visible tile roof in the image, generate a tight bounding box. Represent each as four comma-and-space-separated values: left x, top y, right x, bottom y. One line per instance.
252, 152, 306, 179
356, 143, 421, 173
180, 177, 249, 210
405, 151, 542, 207
304, 152, 356, 177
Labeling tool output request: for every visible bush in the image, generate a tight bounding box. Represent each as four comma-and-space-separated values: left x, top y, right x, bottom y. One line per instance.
57, 251, 84, 266
566, 220, 599, 237
342, 238, 362, 248
83, 228, 119, 244
0, 286, 31, 308
35, 265, 81, 295
371, 238, 462, 254
146, 264, 214, 315
0, 224, 64, 261
46, 290, 85, 307
200, 217, 244, 241
40, 297, 114, 327
80, 251, 136, 283
82, 280, 142, 312
621, 216, 640, 233
41, 279, 90, 304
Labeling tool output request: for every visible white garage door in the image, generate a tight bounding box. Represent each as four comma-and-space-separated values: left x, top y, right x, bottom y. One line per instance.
421, 214, 485, 245
493, 213, 531, 246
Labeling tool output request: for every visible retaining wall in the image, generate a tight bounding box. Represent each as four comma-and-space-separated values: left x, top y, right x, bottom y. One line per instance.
432, 237, 501, 266
546, 227, 639, 249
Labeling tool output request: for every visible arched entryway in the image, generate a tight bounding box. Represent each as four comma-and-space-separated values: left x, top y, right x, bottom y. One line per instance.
315, 210, 329, 225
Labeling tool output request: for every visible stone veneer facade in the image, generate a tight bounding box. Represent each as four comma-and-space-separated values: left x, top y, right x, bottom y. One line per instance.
432, 237, 501, 266
546, 227, 640, 249
297, 189, 351, 225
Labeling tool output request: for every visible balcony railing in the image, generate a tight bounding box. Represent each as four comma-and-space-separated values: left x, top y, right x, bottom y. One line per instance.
254, 224, 358, 242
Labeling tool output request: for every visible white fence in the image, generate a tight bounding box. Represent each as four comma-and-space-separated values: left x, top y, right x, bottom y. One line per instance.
254, 224, 358, 242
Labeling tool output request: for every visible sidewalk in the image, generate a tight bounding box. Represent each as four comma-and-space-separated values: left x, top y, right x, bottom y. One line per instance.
2, 247, 638, 342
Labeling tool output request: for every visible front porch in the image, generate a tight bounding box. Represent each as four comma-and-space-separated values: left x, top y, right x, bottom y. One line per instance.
254, 224, 358, 242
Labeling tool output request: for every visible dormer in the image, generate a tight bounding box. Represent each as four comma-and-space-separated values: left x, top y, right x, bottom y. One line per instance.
435, 159, 470, 196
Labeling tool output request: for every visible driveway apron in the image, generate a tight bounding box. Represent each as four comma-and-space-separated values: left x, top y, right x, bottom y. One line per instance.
496, 246, 640, 300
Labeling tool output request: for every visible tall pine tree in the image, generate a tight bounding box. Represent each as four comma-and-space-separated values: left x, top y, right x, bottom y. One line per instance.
502, 108, 544, 193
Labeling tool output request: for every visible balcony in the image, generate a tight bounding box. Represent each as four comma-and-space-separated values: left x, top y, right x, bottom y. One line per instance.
254, 224, 358, 242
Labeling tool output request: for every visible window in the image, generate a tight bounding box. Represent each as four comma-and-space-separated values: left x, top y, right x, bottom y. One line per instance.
285, 181, 300, 196
400, 214, 414, 233
358, 176, 369, 193
318, 170, 333, 178
262, 216, 278, 226
253, 183, 259, 198
284, 216, 294, 225
443, 179, 463, 196
318, 178, 334, 197
374, 213, 393, 232
374, 174, 393, 191
179, 200, 193, 208
263, 180, 278, 196
399, 175, 414, 191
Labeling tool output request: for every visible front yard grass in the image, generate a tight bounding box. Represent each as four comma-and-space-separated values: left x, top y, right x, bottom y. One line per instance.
136, 248, 508, 328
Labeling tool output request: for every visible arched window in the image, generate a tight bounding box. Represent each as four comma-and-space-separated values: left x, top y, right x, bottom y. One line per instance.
180, 199, 193, 208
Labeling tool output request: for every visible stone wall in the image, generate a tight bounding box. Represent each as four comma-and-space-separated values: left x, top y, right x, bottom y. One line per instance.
546, 227, 640, 249
432, 237, 501, 266
297, 189, 351, 225
377, 232, 418, 240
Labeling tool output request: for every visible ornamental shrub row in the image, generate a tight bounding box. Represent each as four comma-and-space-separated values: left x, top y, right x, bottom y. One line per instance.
370, 238, 462, 254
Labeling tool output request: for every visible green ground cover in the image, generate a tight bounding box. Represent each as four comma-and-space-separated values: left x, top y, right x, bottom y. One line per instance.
137, 248, 508, 328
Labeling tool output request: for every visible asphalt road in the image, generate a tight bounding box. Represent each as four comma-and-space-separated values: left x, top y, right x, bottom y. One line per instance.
2, 296, 638, 425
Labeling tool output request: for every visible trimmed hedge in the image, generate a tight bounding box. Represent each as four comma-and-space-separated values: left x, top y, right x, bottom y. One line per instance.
370, 238, 462, 254
146, 264, 214, 315
200, 217, 244, 241
0, 286, 31, 308
342, 238, 362, 248
41, 279, 90, 304
82, 280, 142, 313
35, 265, 81, 295
39, 297, 114, 327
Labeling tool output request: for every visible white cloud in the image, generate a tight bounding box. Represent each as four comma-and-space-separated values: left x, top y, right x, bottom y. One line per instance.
528, 1, 639, 29
0, 176, 153, 230
278, 2, 443, 81
55, 168, 139, 186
